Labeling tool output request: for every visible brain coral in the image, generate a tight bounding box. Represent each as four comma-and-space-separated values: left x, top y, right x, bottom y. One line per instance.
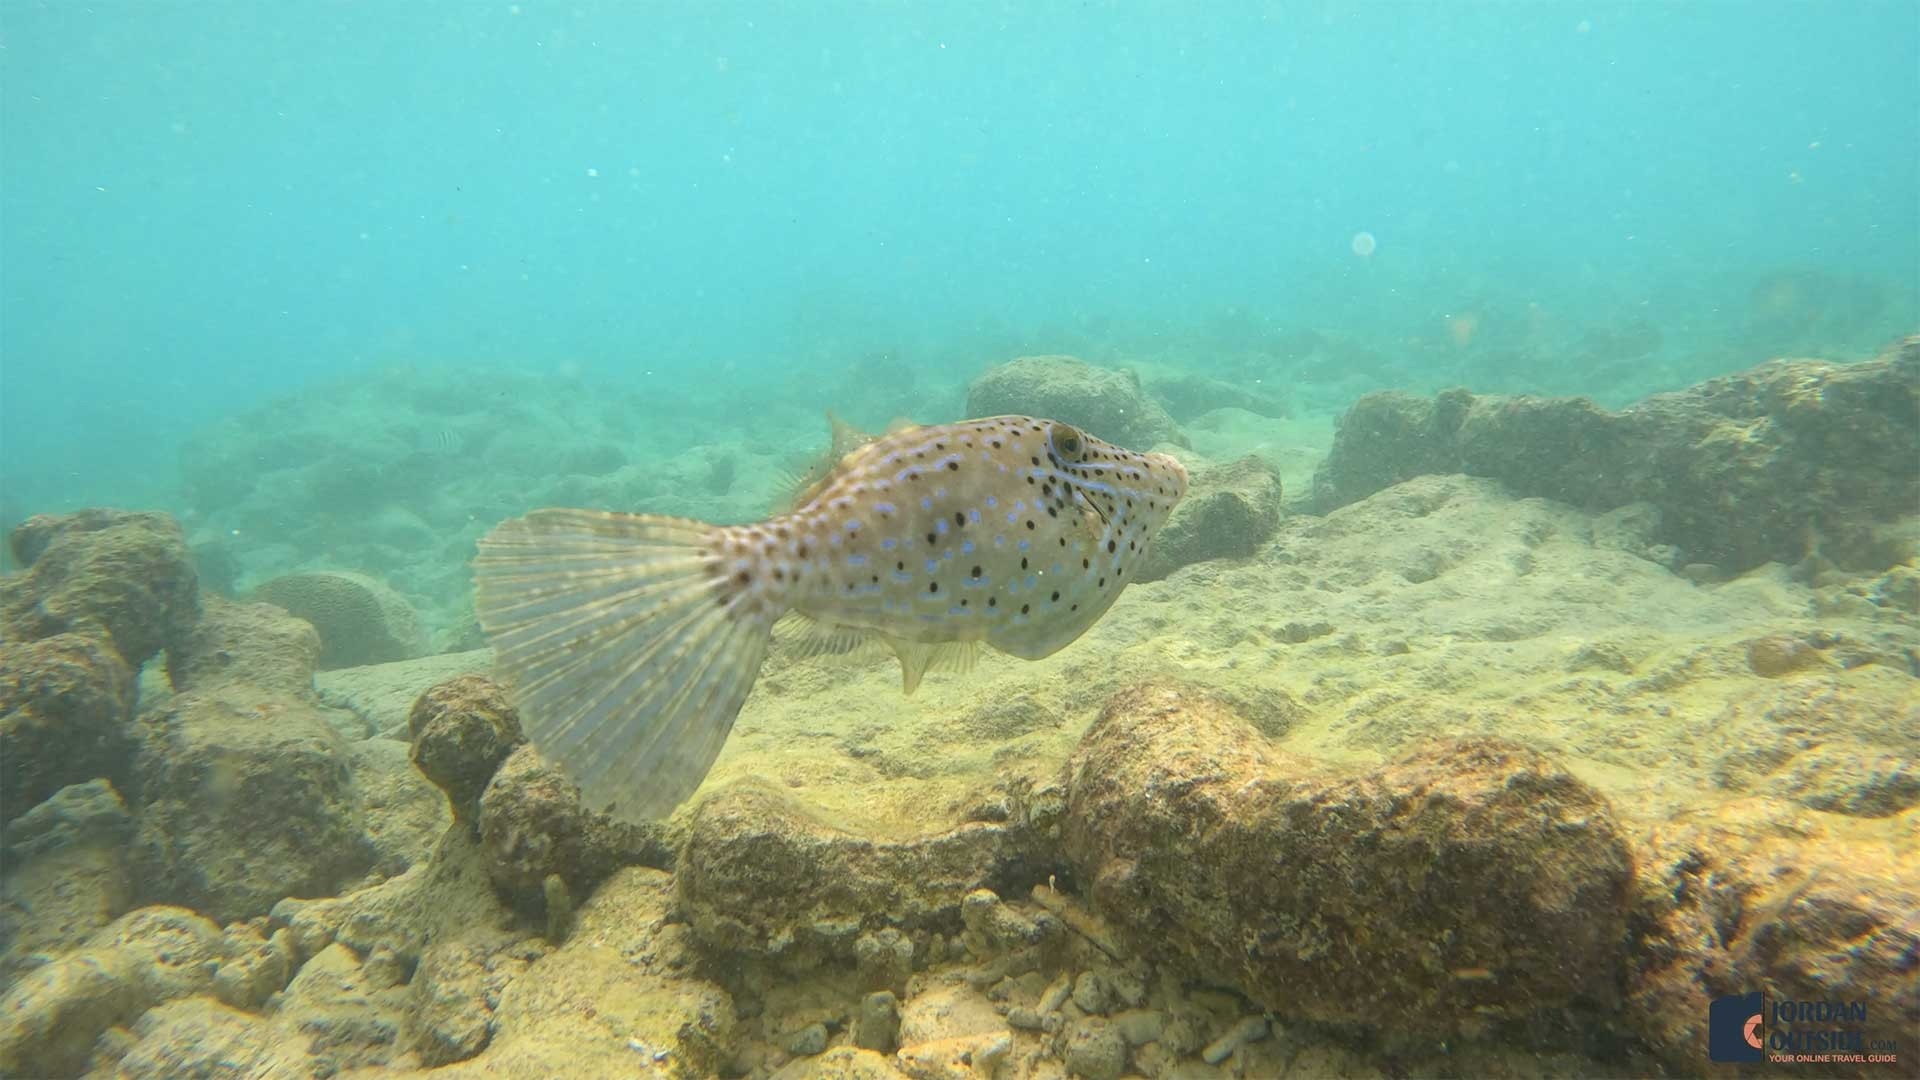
251, 570, 425, 670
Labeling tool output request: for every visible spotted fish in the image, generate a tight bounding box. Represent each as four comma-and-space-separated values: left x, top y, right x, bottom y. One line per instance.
472, 416, 1188, 822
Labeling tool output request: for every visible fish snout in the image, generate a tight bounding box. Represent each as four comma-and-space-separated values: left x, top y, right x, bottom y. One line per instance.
1151, 452, 1190, 498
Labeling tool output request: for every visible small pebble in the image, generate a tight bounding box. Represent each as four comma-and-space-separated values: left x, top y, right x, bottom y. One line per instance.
783, 1021, 828, 1057
1038, 972, 1073, 1013
1063, 1018, 1127, 1080
1201, 1014, 1270, 1065
855, 991, 900, 1053
1071, 970, 1111, 1015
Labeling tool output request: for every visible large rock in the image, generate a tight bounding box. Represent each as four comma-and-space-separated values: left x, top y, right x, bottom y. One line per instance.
676, 783, 1045, 972
410, 674, 524, 827
1135, 455, 1283, 580
1311, 338, 1920, 573
165, 593, 322, 698
476, 744, 671, 915
1625, 798, 1918, 1075
130, 687, 373, 922
1062, 682, 1633, 1036
0, 905, 223, 1078
0, 632, 136, 820
0, 509, 199, 668
252, 569, 425, 670
0, 779, 133, 985
966, 355, 1185, 451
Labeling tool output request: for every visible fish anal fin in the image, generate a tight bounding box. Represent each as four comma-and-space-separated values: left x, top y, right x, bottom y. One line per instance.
882, 637, 981, 695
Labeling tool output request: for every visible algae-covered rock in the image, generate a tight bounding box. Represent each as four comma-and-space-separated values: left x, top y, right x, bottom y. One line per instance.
130, 686, 373, 922
97, 996, 312, 1079
676, 783, 1032, 970
348, 736, 453, 876
0, 779, 133, 985
966, 355, 1185, 451
409, 674, 524, 826
272, 826, 514, 969
0, 508, 199, 669
425, 868, 738, 1079
476, 744, 671, 915
1625, 798, 1918, 1075
1136, 454, 1284, 580
1062, 682, 1633, 1035
252, 569, 425, 669
166, 593, 321, 698
0, 905, 221, 1078
1311, 337, 1920, 573
0, 631, 135, 820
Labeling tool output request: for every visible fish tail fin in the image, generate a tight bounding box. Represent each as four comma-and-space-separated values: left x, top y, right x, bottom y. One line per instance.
472, 509, 776, 822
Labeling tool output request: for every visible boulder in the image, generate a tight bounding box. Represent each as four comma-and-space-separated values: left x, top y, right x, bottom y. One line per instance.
130, 686, 372, 922
1062, 682, 1633, 1035
409, 674, 524, 827
1310, 337, 1920, 574
252, 569, 425, 670
476, 745, 671, 916
1625, 798, 1918, 1075
0, 779, 133, 985
966, 355, 1185, 451
676, 783, 1043, 972
0, 509, 199, 668
0, 632, 136, 820
0, 905, 222, 1078
1136, 455, 1284, 580
166, 593, 321, 698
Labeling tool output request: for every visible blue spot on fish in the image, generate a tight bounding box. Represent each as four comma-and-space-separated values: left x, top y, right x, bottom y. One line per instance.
875, 502, 897, 515
961, 540, 975, 554
1018, 539, 1030, 551
881, 538, 897, 551
985, 496, 998, 508
936, 519, 950, 534
924, 559, 939, 574
847, 554, 869, 568
921, 496, 933, 511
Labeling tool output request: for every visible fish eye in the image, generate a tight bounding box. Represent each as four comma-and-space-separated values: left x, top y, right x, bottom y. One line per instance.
1052, 424, 1084, 460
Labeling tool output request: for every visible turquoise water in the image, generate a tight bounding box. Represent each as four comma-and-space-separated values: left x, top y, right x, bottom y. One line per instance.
3, 1, 1915, 519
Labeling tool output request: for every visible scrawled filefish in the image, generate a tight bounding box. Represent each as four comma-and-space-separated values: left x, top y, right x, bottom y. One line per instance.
472, 416, 1188, 822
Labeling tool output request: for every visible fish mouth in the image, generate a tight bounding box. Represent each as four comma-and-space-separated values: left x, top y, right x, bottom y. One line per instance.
1149, 452, 1190, 496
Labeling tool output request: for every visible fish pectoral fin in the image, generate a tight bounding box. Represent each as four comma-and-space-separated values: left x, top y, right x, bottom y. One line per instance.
772, 611, 886, 662
881, 637, 980, 695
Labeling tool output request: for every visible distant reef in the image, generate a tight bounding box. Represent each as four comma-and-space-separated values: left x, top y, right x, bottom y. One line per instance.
1313, 335, 1920, 576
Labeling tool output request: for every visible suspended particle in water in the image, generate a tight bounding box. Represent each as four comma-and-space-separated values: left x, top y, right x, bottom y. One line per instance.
1351, 232, 1377, 257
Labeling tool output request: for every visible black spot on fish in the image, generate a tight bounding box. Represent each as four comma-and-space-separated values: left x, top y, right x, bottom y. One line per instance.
929, 581, 939, 594
954, 512, 965, 527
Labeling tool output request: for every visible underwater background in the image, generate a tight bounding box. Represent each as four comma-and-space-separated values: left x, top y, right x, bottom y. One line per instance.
2, 3, 1917, 1079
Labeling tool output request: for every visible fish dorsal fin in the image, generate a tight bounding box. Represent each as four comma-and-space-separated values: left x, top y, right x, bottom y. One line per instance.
780, 411, 884, 512
882, 637, 980, 695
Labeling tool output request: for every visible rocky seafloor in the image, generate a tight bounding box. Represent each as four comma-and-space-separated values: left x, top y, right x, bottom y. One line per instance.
2, 341, 1916, 1079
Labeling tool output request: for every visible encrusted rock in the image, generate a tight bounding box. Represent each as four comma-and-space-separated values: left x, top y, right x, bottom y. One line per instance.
130, 686, 372, 922
167, 593, 322, 697
476, 744, 671, 915
1310, 338, 1920, 574
1625, 797, 1918, 1074
409, 674, 524, 826
252, 569, 425, 669
0, 633, 135, 820
0, 508, 199, 668
1137, 455, 1284, 580
966, 355, 1185, 451
1063, 682, 1633, 1035
677, 784, 1034, 970
1062, 1017, 1127, 1079
0, 905, 221, 1078
855, 990, 902, 1053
